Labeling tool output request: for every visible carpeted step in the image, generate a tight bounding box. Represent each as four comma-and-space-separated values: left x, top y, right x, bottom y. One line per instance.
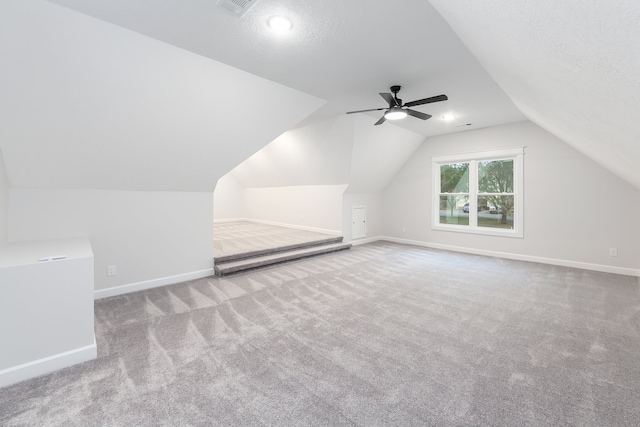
214, 235, 344, 264
214, 242, 352, 276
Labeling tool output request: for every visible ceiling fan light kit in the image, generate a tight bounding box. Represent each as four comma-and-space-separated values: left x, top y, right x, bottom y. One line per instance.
385, 106, 407, 120
346, 85, 448, 126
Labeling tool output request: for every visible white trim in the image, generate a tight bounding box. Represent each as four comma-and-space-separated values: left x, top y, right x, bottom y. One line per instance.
433, 147, 524, 238
363, 236, 640, 277
94, 268, 215, 299
216, 217, 341, 236
0, 337, 97, 388
431, 146, 525, 163
349, 236, 380, 246
432, 223, 520, 238
213, 218, 245, 224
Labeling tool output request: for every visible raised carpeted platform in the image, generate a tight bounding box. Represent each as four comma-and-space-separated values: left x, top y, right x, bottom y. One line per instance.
213, 221, 351, 276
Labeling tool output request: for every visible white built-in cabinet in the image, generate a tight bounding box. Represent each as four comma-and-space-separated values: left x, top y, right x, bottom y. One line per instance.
0, 238, 96, 388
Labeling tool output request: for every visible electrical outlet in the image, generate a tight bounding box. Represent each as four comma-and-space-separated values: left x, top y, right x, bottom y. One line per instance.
107, 265, 117, 276
402, 227, 406, 233
609, 248, 618, 257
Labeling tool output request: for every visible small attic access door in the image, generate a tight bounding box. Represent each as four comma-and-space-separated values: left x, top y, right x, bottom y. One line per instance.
352, 206, 366, 240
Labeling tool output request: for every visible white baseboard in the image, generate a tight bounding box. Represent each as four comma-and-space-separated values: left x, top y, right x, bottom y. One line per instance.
0, 337, 97, 389
94, 268, 215, 299
215, 217, 342, 236
213, 218, 245, 224
369, 236, 640, 277
349, 236, 381, 246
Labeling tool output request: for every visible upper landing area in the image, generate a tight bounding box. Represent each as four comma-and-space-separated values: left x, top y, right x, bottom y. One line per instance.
213, 221, 351, 276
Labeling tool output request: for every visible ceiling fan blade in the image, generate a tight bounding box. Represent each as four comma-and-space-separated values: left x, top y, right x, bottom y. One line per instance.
346, 107, 388, 114
406, 109, 432, 120
374, 114, 386, 125
379, 92, 398, 107
404, 94, 448, 107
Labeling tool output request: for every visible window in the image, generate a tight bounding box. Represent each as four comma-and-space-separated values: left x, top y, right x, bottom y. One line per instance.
432, 147, 524, 238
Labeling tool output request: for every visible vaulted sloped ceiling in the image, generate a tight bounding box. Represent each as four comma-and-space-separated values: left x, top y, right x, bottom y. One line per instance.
3, 0, 634, 193
348, 115, 425, 193
35, 0, 526, 196
0, 0, 324, 192
228, 114, 425, 193
229, 115, 354, 188
430, 0, 640, 190
47, 0, 525, 137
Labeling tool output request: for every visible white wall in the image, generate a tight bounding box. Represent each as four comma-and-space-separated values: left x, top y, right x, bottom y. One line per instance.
243, 185, 347, 233
213, 174, 244, 220
0, 149, 8, 246
383, 121, 640, 271
9, 189, 214, 291
229, 116, 353, 189
222, 116, 353, 233
342, 192, 383, 242
349, 116, 424, 192
220, 114, 425, 237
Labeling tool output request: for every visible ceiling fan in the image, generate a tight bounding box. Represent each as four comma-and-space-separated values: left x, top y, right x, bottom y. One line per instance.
346, 85, 448, 125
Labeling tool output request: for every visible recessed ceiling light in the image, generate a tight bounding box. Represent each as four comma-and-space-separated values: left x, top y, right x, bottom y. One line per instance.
267, 15, 293, 32
442, 113, 455, 121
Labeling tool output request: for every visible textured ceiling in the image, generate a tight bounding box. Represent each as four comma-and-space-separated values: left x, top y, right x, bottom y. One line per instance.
48, 0, 525, 137
430, 0, 640, 190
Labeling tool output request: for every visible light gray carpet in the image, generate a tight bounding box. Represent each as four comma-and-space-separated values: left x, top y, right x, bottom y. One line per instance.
214, 221, 339, 258
1, 241, 640, 426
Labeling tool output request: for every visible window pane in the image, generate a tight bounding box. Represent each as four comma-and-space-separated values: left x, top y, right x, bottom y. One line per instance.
478, 160, 513, 193
477, 195, 514, 229
439, 195, 469, 225
440, 163, 469, 193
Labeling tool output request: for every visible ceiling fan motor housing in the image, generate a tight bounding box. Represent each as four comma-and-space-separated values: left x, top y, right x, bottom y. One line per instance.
345, 84, 447, 125
389, 85, 402, 105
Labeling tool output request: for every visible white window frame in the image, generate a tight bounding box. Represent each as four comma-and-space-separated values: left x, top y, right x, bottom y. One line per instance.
432, 147, 524, 238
